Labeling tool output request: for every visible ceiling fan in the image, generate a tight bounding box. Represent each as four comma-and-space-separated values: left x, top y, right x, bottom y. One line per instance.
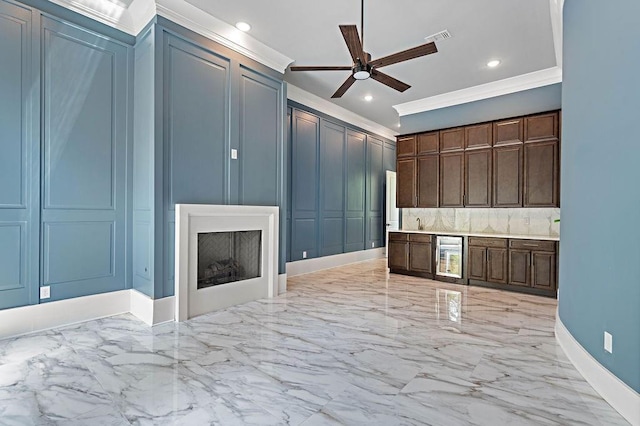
289, 0, 439, 98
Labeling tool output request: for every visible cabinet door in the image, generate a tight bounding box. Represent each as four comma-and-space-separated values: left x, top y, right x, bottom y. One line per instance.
396, 135, 416, 157
465, 149, 492, 207
493, 145, 523, 207
524, 141, 559, 207
525, 112, 558, 143
440, 152, 464, 207
396, 158, 416, 208
417, 132, 439, 155
487, 248, 508, 284
440, 128, 464, 152
465, 123, 492, 149
0, 0, 38, 309
509, 249, 531, 287
493, 118, 523, 146
468, 246, 487, 281
532, 251, 556, 290
417, 155, 438, 208
388, 241, 409, 270
409, 242, 432, 273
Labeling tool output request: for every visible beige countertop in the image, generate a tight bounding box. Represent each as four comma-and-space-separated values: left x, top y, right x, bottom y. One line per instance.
392, 229, 560, 241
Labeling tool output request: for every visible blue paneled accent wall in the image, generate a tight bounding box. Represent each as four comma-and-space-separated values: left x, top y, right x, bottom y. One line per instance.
0, 0, 39, 310
287, 102, 396, 263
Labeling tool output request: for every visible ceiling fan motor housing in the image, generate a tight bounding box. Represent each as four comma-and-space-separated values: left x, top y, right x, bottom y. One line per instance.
353, 60, 372, 80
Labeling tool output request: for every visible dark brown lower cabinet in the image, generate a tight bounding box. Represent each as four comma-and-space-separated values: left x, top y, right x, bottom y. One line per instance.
508, 249, 531, 287
468, 237, 508, 285
388, 232, 433, 276
388, 240, 409, 270
508, 239, 557, 295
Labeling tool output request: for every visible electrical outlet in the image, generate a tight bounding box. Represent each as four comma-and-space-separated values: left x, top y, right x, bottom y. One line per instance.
40, 286, 51, 300
302, 251, 307, 259
371, 242, 375, 248
231, 149, 238, 159
604, 332, 613, 353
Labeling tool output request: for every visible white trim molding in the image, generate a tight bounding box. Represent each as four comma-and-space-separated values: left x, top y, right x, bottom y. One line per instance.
393, 66, 563, 117
287, 84, 398, 140
555, 317, 640, 426
287, 248, 386, 277
0, 290, 177, 340
549, 0, 565, 68
278, 273, 287, 295
155, 0, 293, 73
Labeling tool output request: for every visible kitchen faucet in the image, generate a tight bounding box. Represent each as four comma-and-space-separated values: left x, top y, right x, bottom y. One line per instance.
416, 218, 424, 230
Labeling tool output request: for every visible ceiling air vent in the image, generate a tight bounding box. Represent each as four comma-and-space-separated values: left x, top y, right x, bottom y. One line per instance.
424, 30, 452, 43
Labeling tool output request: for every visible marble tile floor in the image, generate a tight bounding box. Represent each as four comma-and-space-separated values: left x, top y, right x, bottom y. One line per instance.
0, 259, 628, 425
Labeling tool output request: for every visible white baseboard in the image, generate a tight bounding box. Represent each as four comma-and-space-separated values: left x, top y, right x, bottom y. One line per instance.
0, 290, 131, 340
286, 248, 385, 277
129, 290, 175, 326
555, 317, 640, 426
0, 290, 177, 340
278, 273, 287, 294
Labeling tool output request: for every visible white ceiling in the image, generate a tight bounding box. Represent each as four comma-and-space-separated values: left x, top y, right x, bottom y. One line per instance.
184, 0, 558, 130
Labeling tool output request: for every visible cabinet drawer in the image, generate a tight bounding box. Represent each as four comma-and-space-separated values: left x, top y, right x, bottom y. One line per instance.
468, 237, 507, 248
509, 239, 556, 251
389, 232, 409, 241
409, 233, 432, 243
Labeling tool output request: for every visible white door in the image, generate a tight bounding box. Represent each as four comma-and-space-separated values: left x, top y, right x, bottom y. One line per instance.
385, 171, 400, 257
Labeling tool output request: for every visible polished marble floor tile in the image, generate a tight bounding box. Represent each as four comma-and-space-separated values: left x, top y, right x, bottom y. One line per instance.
0, 259, 629, 425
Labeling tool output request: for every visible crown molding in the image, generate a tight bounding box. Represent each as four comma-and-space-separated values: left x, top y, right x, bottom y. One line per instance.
393, 66, 562, 117
155, 0, 293, 73
287, 84, 398, 140
41, 0, 293, 73
549, 0, 564, 68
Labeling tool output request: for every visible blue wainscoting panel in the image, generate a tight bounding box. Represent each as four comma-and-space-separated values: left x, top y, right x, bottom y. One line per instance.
238, 68, 282, 206
366, 136, 384, 248
40, 16, 128, 302
132, 26, 156, 297
0, 0, 38, 310
286, 107, 292, 262
320, 121, 345, 256
290, 110, 320, 260
345, 130, 366, 253
0, 224, 25, 291
165, 35, 229, 207
43, 222, 114, 285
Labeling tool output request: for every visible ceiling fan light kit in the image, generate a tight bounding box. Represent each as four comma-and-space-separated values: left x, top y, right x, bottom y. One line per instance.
289, 0, 439, 98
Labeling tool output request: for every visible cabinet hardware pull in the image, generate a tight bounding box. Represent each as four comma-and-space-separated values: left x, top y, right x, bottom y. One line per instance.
501, 120, 520, 126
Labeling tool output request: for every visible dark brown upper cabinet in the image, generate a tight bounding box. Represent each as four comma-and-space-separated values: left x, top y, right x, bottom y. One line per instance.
417, 132, 439, 155
524, 140, 559, 207
396, 135, 417, 158
440, 152, 465, 207
396, 157, 416, 208
417, 155, 439, 208
493, 145, 523, 207
465, 123, 492, 149
465, 149, 492, 207
525, 113, 559, 143
440, 128, 465, 152
493, 118, 524, 146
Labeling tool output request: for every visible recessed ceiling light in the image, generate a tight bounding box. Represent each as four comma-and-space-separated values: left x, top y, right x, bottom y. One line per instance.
364, 95, 373, 102
235, 22, 251, 32
487, 59, 501, 68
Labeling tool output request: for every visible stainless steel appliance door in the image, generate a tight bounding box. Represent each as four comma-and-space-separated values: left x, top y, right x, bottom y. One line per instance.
436, 236, 463, 278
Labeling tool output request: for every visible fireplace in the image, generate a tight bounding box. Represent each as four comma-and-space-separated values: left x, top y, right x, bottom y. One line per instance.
197, 231, 262, 288
175, 204, 279, 321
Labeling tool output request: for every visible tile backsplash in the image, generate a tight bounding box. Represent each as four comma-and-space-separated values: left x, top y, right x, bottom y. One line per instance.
402, 208, 560, 237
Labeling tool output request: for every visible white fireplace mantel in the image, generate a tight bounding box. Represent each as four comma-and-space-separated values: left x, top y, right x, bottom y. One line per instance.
175, 204, 279, 321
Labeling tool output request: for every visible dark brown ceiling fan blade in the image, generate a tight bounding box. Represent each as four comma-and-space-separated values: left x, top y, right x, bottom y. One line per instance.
369, 42, 438, 68
339, 25, 366, 63
370, 70, 411, 92
290, 66, 352, 71
331, 75, 357, 98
